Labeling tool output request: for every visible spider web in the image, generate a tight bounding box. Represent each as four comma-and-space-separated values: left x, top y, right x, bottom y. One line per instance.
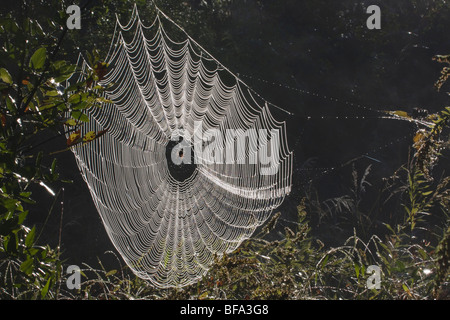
68, 5, 292, 288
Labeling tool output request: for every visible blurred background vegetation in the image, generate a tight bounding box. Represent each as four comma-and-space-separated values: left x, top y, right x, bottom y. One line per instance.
0, 0, 448, 299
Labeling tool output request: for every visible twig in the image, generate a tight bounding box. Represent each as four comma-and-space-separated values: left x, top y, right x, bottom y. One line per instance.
19, 0, 93, 115
58, 187, 65, 254
36, 188, 63, 243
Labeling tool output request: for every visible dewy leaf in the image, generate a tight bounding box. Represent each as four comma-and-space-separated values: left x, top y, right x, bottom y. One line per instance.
67, 130, 82, 147
41, 278, 52, 299
18, 210, 29, 225
105, 269, 117, 277
402, 284, 412, 296
413, 132, 425, 144
68, 93, 82, 104
20, 257, 34, 275
29, 47, 47, 70
5, 95, 16, 113
83, 131, 96, 143
54, 64, 76, 83
354, 264, 360, 279
0, 68, 13, 84
388, 110, 410, 119
45, 90, 60, 97
51, 158, 57, 174
71, 110, 89, 122
25, 226, 36, 248
65, 118, 78, 127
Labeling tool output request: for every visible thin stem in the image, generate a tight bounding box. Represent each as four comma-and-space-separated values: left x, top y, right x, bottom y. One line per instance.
58, 187, 65, 254
19, 0, 93, 115
36, 188, 62, 243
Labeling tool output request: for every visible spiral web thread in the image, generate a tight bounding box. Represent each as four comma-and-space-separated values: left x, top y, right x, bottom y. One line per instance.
69, 5, 293, 288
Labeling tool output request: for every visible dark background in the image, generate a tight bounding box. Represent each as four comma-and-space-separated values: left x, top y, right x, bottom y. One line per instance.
12, 0, 449, 268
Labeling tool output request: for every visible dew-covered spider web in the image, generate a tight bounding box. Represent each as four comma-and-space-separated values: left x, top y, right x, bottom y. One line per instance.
69, 5, 293, 288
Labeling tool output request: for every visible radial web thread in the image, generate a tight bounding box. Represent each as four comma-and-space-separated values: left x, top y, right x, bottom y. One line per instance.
69, 5, 292, 288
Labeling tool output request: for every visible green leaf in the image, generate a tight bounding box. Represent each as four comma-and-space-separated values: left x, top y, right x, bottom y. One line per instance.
6, 95, 16, 113
402, 284, 410, 293
321, 254, 329, 270
19, 192, 32, 198
72, 101, 89, 110
354, 264, 360, 279
105, 269, 117, 277
395, 260, 405, 272
0, 68, 13, 84
18, 210, 29, 225
418, 248, 428, 260
1, 198, 20, 213
68, 93, 82, 104
51, 158, 57, 175
29, 47, 47, 70
79, 270, 87, 278
54, 73, 73, 84
35, 151, 43, 167
39, 103, 56, 111
30, 19, 44, 37
20, 256, 34, 275
25, 226, 36, 248
71, 111, 89, 122
2, 18, 19, 33
383, 223, 395, 234
65, 119, 78, 126
45, 90, 60, 97
198, 292, 209, 300
54, 64, 76, 83
27, 247, 39, 256
389, 110, 410, 118
83, 131, 96, 142
41, 277, 52, 299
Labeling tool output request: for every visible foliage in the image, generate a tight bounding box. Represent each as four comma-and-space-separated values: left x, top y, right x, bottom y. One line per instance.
0, 0, 109, 299
54, 168, 448, 300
